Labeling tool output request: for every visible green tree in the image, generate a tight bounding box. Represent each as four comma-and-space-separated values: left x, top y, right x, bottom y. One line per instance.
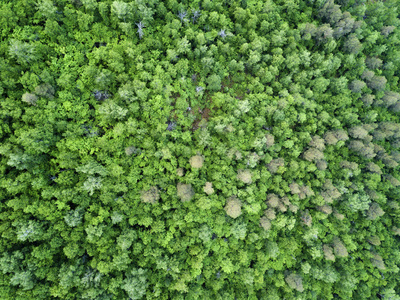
9, 40, 37, 64
36, 0, 57, 19
343, 34, 362, 54
206, 74, 222, 91
122, 268, 148, 299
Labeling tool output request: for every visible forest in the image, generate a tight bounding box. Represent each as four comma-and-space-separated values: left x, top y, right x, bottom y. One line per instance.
1, 0, 400, 299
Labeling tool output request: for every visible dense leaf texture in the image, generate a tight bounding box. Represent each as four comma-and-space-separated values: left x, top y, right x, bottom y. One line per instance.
0, 0, 400, 299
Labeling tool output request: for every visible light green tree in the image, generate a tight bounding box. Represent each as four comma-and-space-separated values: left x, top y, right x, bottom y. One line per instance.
122, 268, 148, 299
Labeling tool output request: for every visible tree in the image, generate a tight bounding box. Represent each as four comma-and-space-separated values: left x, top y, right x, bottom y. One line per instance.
303, 147, 324, 162
366, 203, 384, 220
343, 34, 362, 54
98, 101, 128, 123
35, 83, 55, 99
371, 254, 385, 270
189, 155, 204, 168
349, 126, 369, 139
385, 175, 400, 187
265, 134, 275, 147
381, 26, 395, 37
264, 208, 276, 220
81, 0, 97, 11
111, 1, 132, 21
22, 93, 38, 105
361, 94, 375, 106
333, 237, 348, 258
206, 74, 222, 91
315, 24, 334, 43
237, 169, 252, 184
361, 70, 375, 81
64, 208, 84, 227
225, 196, 242, 218
140, 186, 160, 204
191, 9, 201, 24
367, 75, 387, 91
177, 9, 188, 23
9, 40, 37, 64
324, 131, 339, 145
318, 205, 333, 215
16, 220, 44, 242
36, 0, 57, 19
319, 0, 342, 24
260, 216, 271, 231
366, 57, 383, 69
366, 162, 382, 174
381, 91, 400, 107
82, 176, 102, 195
285, 273, 304, 292
230, 222, 247, 240
301, 210, 312, 227
346, 192, 371, 212
300, 23, 317, 40
267, 194, 280, 208
176, 36, 191, 54
348, 140, 376, 159
323, 245, 335, 261
349, 80, 366, 93
10, 271, 35, 291
177, 183, 195, 202
122, 268, 148, 299
309, 135, 325, 151
76, 161, 108, 176
267, 158, 284, 173
203, 182, 214, 195
136, 21, 145, 39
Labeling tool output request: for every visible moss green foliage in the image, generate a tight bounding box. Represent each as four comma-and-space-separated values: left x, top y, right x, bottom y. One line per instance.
0, 0, 400, 299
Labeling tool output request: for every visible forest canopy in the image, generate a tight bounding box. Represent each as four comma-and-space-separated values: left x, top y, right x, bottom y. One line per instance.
1, 0, 400, 299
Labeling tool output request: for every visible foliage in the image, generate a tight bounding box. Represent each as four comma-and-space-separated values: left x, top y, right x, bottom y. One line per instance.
1, 0, 400, 298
